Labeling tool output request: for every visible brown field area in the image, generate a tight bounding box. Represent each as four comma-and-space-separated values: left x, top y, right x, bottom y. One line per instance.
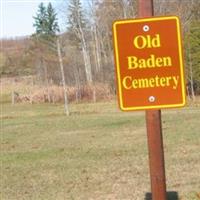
1, 78, 200, 200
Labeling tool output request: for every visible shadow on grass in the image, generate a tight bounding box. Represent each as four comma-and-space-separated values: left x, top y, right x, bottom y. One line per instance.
145, 191, 179, 200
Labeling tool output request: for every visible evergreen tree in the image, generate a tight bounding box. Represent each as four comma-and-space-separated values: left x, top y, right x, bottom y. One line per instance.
33, 2, 59, 38
32, 3, 60, 86
32, 2, 60, 52
46, 3, 60, 36
33, 3, 47, 36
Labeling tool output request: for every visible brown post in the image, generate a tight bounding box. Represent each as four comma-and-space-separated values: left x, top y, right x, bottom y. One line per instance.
138, 0, 154, 17
138, 0, 167, 200
145, 110, 167, 200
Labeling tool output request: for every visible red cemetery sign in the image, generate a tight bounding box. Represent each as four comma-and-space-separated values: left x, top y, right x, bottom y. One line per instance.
113, 16, 186, 111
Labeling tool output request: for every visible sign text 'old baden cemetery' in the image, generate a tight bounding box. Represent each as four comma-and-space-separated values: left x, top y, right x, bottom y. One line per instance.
113, 16, 186, 111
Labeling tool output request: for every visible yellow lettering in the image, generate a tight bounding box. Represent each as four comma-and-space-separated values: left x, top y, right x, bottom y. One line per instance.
138, 78, 149, 88
132, 79, 138, 88
149, 78, 155, 87
146, 55, 155, 68
155, 76, 160, 87
172, 76, 179, 89
133, 35, 146, 49
121, 76, 179, 90
152, 34, 161, 48
138, 59, 146, 68
133, 34, 161, 49
127, 55, 172, 69
127, 56, 138, 69
163, 57, 172, 66
122, 76, 132, 89
166, 77, 172, 86
147, 35, 152, 48
155, 57, 163, 67
160, 77, 166, 87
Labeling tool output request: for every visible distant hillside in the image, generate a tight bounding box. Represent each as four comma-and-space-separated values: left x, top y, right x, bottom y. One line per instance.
0, 37, 35, 76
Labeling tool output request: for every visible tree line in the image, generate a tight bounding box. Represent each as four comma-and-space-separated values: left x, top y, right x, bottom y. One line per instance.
1, 0, 200, 100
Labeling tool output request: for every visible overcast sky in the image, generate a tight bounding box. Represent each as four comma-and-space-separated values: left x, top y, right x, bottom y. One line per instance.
0, 0, 64, 38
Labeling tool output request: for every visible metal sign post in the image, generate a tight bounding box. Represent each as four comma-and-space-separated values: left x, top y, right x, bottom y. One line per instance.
138, 0, 167, 199
113, 0, 186, 199
145, 110, 167, 200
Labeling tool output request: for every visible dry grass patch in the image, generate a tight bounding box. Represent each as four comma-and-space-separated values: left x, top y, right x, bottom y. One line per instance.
1, 101, 200, 200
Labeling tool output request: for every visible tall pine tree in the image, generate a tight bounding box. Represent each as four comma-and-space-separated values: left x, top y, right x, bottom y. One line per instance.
33, 2, 59, 38
31, 3, 60, 94
46, 3, 60, 36
33, 3, 47, 35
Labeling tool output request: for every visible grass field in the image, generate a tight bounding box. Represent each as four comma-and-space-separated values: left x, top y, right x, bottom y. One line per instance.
1, 101, 200, 200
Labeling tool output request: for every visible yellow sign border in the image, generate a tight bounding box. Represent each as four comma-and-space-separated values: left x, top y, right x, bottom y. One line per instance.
113, 16, 186, 111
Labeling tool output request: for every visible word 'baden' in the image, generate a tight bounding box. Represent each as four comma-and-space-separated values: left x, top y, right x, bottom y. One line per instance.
123, 34, 179, 90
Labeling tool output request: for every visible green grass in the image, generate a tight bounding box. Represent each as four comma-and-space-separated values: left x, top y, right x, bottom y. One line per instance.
1, 102, 200, 200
